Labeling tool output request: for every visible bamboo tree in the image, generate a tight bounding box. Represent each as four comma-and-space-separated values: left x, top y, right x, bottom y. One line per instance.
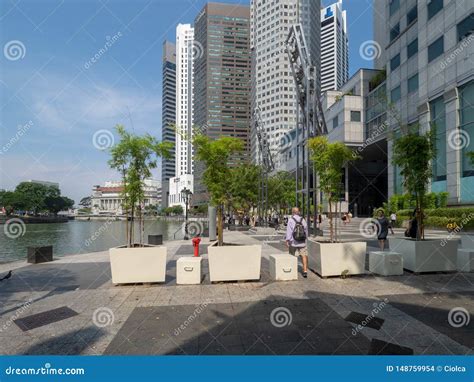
108, 125, 172, 247
192, 133, 243, 246
309, 136, 358, 242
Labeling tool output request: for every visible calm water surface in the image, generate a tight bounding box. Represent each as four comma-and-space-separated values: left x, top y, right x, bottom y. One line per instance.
0, 219, 184, 263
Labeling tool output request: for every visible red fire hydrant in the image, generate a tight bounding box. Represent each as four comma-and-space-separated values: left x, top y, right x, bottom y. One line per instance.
192, 236, 201, 257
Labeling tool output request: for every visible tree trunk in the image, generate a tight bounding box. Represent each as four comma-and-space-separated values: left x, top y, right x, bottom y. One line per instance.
129, 205, 134, 247
329, 198, 334, 242
217, 205, 223, 246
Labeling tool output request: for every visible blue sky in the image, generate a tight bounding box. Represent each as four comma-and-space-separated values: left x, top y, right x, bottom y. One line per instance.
0, 0, 374, 203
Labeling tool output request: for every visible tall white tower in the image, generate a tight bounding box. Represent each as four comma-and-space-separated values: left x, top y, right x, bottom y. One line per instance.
175, 23, 194, 176
320, 0, 349, 92
250, 0, 321, 168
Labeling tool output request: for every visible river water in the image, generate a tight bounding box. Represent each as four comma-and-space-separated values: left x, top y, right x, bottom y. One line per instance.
0, 219, 185, 264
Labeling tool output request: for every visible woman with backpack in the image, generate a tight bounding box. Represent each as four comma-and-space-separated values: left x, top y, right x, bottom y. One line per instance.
285, 207, 309, 278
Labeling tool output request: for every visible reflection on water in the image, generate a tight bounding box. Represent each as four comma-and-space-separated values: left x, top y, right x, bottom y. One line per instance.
0, 219, 184, 263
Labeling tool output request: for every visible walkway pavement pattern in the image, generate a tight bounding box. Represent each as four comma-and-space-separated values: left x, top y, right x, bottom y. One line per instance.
0, 219, 472, 355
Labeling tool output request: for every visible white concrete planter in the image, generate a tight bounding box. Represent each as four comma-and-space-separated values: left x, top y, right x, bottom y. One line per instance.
457, 249, 474, 272
207, 243, 261, 282
109, 245, 167, 284
177, 257, 202, 284
307, 239, 367, 277
369, 251, 403, 276
269, 254, 298, 281
460, 234, 474, 249
389, 237, 457, 273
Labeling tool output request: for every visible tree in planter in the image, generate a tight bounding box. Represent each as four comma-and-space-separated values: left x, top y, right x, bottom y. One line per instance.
392, 125, 436, 240
229, 163, 260, 221
193, 134, 243, 246
309, 136, 358, 242
108, 125, 171, 247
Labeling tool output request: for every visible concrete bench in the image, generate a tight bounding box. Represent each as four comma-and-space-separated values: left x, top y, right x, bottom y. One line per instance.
457, 249, 474, 272
269, 254, 298, 281
369, 251, 403, 276
177, 257, 202, 284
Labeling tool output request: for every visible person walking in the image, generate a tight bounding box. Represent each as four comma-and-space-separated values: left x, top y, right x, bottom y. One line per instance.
389, 211, 396, 234
375, 210, 389, 251
286, 207, 309, 278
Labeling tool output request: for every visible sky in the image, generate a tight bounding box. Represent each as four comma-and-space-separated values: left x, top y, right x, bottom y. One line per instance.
0, 0, 374, 204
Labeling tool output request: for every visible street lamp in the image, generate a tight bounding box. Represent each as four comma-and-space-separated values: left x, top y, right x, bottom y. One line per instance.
181, 187, 193, 240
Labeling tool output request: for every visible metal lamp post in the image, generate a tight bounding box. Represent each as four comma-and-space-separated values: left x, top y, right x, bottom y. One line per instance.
181, 187, 193, 240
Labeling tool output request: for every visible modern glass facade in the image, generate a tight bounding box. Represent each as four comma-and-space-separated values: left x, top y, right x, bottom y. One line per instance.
193, 3, 251, 204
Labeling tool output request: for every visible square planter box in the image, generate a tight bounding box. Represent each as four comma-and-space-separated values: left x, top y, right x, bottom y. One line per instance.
148, 234, 163, 245
109, 245, 167, 284
457, 249, 474, 272
307, 239, 367, 277
207, 244, 261, 282
460, 234, 474, 250
269, 254, 298, 281
369, 251, 403, 276
27, 246, 53, 264
177, 257, 202, 284
389, 237, 457, 273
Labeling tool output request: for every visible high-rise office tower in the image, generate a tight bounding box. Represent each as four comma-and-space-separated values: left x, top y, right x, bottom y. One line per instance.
250, 0, 321, 167
175, 23, 194, 176
320, 0, 349, 92
193, 2, 252, 205
161, 41, 176, 184
374, 0, 473, 205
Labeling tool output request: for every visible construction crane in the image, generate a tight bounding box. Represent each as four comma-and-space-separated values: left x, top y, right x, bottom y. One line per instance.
286, 24, 328, 235
253, 106, 274, 226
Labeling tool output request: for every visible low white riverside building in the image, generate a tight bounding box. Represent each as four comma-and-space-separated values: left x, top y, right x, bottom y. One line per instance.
91, 179, 162, 215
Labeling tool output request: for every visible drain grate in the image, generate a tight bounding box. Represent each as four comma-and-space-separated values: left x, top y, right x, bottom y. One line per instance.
368, 339, 414, 355
14, 306, 78, 331
345, 311, 385, 330
53, 285, 80, 292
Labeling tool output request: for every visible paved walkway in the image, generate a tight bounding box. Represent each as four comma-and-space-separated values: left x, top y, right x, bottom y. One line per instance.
0, 220, 472, 355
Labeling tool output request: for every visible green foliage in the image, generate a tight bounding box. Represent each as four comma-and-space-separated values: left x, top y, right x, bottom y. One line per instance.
229, 163, 260, 213
423, 192, 437, 210
268, 171, 296, 213
437, 192, 449, 208
385, 191, 450, 214
194, 204, 208, 214
309, 136, 358, 241
468, 151, 474, 166
108, 125, 171, 246
163, 205, 184, 215
0, 183, 73, 215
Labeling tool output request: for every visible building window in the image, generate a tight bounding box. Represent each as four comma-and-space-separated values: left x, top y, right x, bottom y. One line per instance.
430, 96, 446, 181
407, 38, 418, 59
407, 5, 418, 25
389, 0, 400, 16
460, 81, 474, 177
390, 53, 401, 71
350, 111, 361, 122
428, 36, 444, 62
333, 115, 338, 129
457, 13, 474, 42
391, 86, 401, 102
407, 74, 419, 93
428, 0, 443, 20
390, 23, 400, 42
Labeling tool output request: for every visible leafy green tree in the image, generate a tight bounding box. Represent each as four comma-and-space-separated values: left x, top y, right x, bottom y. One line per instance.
14, 182, 59, 214
108, 125, 172, 247
79, 196, 91, 208
268, 171, 296, 215
309, 136, 357, 242
44, 196, 74, 215
229, 163, 260, 217
0, 191, 28, 215
193, 134, 244, 245
392, 124, 436, 240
